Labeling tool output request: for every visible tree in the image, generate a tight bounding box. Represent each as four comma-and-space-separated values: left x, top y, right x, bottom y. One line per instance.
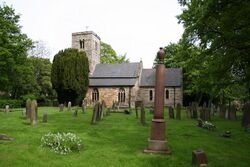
28, 40, 51, 58
29, 57, 54, 102
177, 0, 250, 100
51, 48, 89, 105
0, 4, 33, 98
100, 42, 129, 64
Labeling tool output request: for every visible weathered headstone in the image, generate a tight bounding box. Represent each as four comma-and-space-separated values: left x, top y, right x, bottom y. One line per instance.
91, 102, 99, 124
186, 104, 192, 119
101, 100, 106, 117
4, 105, 10, 113
140, 102, 145, 125
73, 109, 78, 117
135, 100, 143, 119
176, 103, 181, 120
82, 99, 86, 113
67, 101, 72, 111
26, 99, 32, 118
219, 104, 226, 118
30, 100, 37, 125
229, 105, 236, 120
59, 104, 64, 112
169, 106, 174, 119
204, 108, 210, 121
192, 149, 208, 166
34, 100, 38, 120
192, 102, 198, 119
199, 107, 205, 120
43, 112, 48, 123
241, 103, 250, 129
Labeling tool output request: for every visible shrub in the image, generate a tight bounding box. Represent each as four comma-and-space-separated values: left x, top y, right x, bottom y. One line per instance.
41, 132, 82, 155
0, 99, 22, 108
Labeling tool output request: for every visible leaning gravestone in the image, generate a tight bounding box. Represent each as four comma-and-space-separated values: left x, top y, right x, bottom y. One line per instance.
26, 99, 32, 118
43, 112, 48, 123
176, 103, 181, 120
30, 100, 37, 125
68, 101, 72, 111
59, 104, 64, 112
91, 102, 99, 124
5, 105, 10, 113
241, 103, 250, 129
169, 106, 175, 119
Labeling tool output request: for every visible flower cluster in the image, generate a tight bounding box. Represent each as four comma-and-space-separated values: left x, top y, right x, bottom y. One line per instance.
41, 132, 82, 155
203, 121, 216, 131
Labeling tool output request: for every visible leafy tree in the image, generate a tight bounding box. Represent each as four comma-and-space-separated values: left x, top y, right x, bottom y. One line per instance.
0, 4, 33, 98
51, 48, 89, 105
29, 57, 54, 102
100, 42, 129, 64
177, 0, 250, 101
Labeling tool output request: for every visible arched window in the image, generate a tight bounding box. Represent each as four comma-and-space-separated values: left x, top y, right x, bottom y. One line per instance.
92, 88, 99, 102
149, 90, 153, 101
118, 88, 125, 103
79, 39, 85, 49
166, 89, 169, 99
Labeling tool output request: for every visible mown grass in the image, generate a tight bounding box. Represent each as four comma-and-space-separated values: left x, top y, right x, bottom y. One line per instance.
0, 107, 250, 167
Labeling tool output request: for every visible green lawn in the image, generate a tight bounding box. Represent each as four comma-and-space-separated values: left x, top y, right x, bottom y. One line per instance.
0, 107, 250, 167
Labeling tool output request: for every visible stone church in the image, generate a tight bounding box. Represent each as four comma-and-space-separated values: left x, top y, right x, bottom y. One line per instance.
72, 31, 183, 108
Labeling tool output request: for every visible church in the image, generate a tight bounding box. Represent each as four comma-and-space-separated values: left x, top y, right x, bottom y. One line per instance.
72, 31, 183, 108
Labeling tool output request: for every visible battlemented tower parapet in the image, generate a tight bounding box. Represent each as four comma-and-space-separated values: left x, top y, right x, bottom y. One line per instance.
72, 31, 101, 74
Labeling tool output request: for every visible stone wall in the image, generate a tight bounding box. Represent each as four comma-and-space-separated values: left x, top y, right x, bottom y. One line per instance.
72, 31, 100, 74
86, 86, 139, 108
139, 87, 183, 107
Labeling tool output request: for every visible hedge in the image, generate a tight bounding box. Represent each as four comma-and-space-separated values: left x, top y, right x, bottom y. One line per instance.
0, 99, 22, 108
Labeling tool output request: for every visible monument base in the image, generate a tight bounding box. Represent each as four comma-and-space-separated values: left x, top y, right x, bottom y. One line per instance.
144, 139, 171, 155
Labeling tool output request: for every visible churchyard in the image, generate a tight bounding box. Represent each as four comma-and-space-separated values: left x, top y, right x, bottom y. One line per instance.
0, 106, 250, 167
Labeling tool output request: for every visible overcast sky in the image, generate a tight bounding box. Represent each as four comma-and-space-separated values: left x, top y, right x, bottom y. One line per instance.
3, 0, 184, 68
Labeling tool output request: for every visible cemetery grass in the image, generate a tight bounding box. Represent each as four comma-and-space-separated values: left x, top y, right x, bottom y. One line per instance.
0, 107, 250, 167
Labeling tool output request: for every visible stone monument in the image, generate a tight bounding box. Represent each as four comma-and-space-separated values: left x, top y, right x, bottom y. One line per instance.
144, 48, 171, 154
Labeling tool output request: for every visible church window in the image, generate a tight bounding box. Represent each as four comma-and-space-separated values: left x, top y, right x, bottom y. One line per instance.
92, 88, 99, 102
80, 39, 85, 49
149, 90, 153, 101
118, 88, 125, 103
166, 89, 169, 99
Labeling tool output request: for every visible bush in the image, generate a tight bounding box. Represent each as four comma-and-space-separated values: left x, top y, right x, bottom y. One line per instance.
41, 132, 82, 155
0, 99, 22, 108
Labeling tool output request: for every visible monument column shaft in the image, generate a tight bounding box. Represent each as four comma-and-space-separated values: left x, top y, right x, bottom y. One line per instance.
154, 63, 165, 119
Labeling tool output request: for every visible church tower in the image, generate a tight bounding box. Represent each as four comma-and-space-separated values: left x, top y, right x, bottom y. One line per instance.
72, 31, 101, 74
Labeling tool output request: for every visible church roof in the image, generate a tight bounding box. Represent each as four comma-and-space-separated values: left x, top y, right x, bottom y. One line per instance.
89, 63, 141, 86
140, 68, 182, 87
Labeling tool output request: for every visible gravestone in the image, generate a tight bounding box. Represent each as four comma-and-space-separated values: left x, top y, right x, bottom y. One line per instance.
169, 106, 174, 119
73, 109, 78, 117
219, 104, 226, 118
5, 105, 10, 113
192, 102, 198, 119
176, 103, 181, 120
192, 149, 208, 166
82, 100, 86, 113
34, 100, 38, 120
199, 107, 205, 120
43, 112, 48, 123
91, 102, 100, 124
229, 105, 236, 120
140, 102, 145, 125
186, 105, 192, 119
204, 108, 210, 121
101, 100, 106, 117
59, 104, 64, 112
241, 103, 250, 129
135, 100, 143, 119
68, 101, 72, 111
26, 99, 32, 118
30, 100, 37, 125
197, 118, 204, 128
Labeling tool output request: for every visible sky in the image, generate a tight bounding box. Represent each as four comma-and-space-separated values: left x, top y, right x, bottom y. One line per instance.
3, 0, 184, 68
